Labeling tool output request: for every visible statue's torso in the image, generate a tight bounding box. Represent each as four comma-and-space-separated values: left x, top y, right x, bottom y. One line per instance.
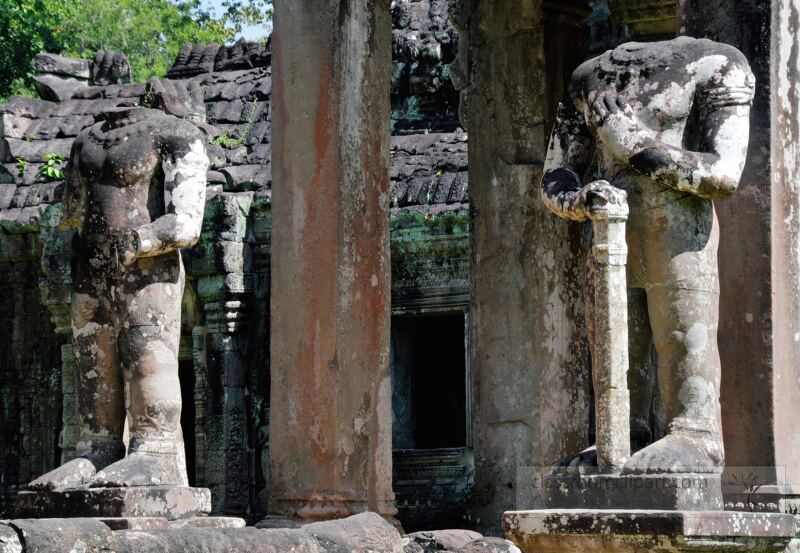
74, 110, 175, 235
571, 37, 735, 212
571, 37, 738, 288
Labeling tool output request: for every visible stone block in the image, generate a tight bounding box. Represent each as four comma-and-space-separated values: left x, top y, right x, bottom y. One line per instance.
0, 524, 21, 553
166, 44, 220, 78
0, 184, 15, 210
542, 473, 723, 511
98, 517, 169, 530
459, 537, 522, 553
33, 75, 88, 102
8, 518, 112, 553
221, 164, 271, 191
209, 99, 267, 124
0, 138, 72, 163
502, 509, 797, 553
302, 512, 403, 553
203, 81, 256, 102
0, 114, 35, 139
112, 527, 322, 553
247, 143, 271, 164
168, 516, 246, 529
213, 39, 271, 72
405, 529, 483, 550
15, 486, 211, 520
34, 53, 91, 79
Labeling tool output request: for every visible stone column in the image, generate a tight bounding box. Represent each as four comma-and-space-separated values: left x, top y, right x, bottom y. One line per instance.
195, 192, 254, 516
454, 0, 592, 532
679, 0, 800, 509
269, 0, 395, 521
38, 204, 78, 463
590, 206, 630, 473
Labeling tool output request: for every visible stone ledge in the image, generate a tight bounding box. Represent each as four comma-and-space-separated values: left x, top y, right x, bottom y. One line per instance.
15, 486, 211, 520
0, 512, 402, 553
503, 509, 797, 553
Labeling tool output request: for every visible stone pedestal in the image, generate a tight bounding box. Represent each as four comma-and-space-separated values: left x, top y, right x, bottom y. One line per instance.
15, 486, 211, 520
269, 0, 396, 523
503, 509, 797, 553
542, 474, 723, 511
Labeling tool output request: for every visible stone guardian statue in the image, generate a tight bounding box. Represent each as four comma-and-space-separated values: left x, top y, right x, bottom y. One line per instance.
28, 79, 210, 490
542, 36, 755, 475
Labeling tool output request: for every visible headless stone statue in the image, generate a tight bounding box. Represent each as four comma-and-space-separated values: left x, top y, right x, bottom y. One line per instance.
28, 80, 209, 490
542, 36, 754, 475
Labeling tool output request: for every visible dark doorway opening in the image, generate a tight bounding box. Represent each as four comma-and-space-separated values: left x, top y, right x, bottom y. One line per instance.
391, 311, 473, 532
178, 359, 196, 487
391, 313, 468, 449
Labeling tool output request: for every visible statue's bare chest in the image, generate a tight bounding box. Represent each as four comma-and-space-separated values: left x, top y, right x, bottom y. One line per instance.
576, 57, 699, 132
77, 125, 162, 188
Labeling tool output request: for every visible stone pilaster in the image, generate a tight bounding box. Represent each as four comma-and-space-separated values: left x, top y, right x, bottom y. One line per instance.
269, 0, 395, 522
37, 203, 77, 462
678, 0, 800, 511
454, 0, 591, 532
189, 192, 255, 516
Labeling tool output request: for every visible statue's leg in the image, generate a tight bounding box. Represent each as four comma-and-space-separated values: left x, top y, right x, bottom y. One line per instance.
627, 287, 655, 453
29, 269, 125, 489
90, 258, 187, 487
623, 284, 723, 475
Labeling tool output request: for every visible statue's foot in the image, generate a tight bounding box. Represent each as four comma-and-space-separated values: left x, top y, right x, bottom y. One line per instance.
622, 432, 723, 475
27, 457, 100, 490
89, 453, 183, 487
552, 445, 598, 474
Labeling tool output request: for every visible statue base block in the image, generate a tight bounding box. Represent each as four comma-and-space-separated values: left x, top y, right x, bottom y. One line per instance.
15, 486, 211, 520
542, 473, 723, 511
503, 509, 797, 553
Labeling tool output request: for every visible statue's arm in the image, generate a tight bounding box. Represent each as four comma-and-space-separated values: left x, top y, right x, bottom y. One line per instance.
629, 96, 752, 200
541, 102, 596, 221
134, 128, 209, 258
600, 54, 755, 200
58, 140, 86, 231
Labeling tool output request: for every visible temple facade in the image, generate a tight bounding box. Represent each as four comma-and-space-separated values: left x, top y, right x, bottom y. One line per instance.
1, 0, 800, 550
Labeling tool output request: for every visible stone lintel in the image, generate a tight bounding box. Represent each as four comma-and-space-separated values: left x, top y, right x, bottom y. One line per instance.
542, 473, 723, 511
503, 509, 797, 553
15, 486, 211, 520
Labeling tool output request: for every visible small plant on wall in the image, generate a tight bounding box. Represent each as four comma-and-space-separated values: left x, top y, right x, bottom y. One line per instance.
40, 153, 65, 181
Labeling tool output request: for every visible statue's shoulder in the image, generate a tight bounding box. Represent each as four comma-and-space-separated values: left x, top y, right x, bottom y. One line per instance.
690, 37, 750, 66
154, 115, 205, 150
568, 54, 603, 104
74, 119, 105, 143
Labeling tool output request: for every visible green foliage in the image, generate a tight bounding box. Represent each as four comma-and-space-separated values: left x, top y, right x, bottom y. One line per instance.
0, 0, 67, 100
0, 0, 273, 101
16, 157, 27, 176
212, 97, 258, 148
40, 152, 64, 181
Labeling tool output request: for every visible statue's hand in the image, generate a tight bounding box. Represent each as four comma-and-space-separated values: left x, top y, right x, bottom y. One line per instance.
107, 229, 140, 268
591, 93, 646, 162
580, 180, 628, 219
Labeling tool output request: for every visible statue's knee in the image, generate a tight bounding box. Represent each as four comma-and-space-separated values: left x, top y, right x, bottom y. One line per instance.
119, 328, 177, 380
667, 322, 711, 357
